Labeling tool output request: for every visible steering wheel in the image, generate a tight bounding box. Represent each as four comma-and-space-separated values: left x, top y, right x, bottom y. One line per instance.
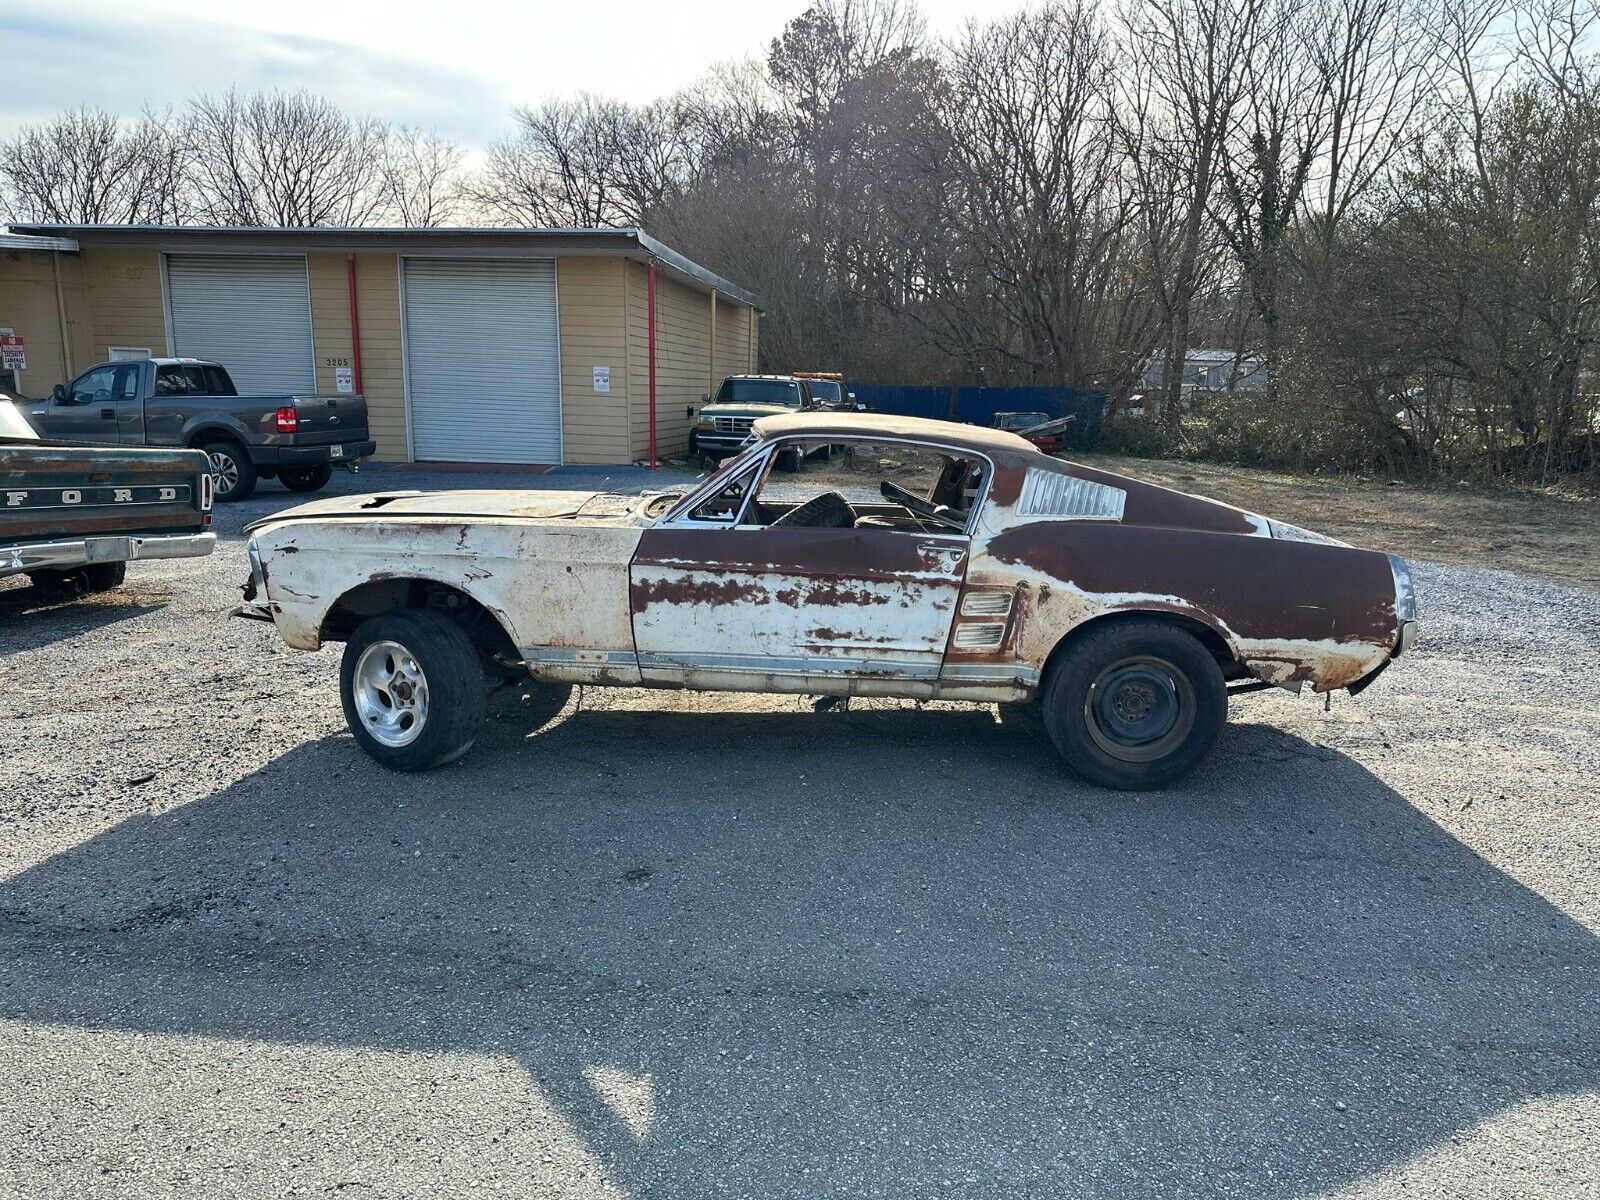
880, 480, 965, 530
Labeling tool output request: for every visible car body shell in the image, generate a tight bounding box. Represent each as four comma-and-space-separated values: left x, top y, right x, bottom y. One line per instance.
243, 413, 1411, 701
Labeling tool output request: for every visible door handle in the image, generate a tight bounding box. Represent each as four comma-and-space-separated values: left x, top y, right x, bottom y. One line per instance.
916, 543, 966, 571
101, 407, 116, 419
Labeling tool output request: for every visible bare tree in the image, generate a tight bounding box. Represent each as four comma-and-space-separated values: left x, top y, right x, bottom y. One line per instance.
380, 127, 464, 227
185, 90, 390, 226
471, 95, 650, 226
921, 2, 1147, 388
1120, 0, 1270, 423
0, 108, 186, 223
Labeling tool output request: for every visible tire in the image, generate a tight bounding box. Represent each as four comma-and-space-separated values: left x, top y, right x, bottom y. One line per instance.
28, 561, 127, 599
1040, 618, 1226, 790
200, 439, 257, 502
81, 562, 127, 592
340, 609, 488, 771
280, 463, 333, 493
780, 446, 805, 472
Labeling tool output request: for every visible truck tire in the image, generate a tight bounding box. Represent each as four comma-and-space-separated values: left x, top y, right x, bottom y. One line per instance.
341, 609, 487, 771
81, 562, 127, 592
200, 439, 257, 502
29, 561, 126, 599
280, 463, 333, 493
1041, 618, 1226, 791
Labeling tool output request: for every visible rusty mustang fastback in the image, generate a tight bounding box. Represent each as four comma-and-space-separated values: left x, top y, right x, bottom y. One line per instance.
238, 413, 1417, 788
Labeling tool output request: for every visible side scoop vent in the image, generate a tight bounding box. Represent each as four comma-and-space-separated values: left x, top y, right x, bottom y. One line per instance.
1016, 470, 1126, 521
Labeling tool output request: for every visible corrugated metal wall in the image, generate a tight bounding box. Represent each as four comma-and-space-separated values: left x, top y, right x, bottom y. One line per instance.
401, 258, 562, 464
165, 255, 316, 394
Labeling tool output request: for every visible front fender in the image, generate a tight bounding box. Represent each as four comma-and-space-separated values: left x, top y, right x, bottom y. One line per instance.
251, 517, 645, 659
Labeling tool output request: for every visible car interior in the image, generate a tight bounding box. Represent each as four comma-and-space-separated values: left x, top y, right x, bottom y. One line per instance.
684, 438, 986, 534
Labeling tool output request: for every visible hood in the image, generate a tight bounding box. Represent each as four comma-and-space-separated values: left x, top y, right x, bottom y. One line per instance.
246, 488, 658, 531
699, 401, 800, 420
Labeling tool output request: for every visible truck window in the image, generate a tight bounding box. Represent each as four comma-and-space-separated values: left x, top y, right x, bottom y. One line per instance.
70, 366, 116, 405
155, 365, 208, 395
201, 365, 237, 396
717, 379, 805, 407
114, 365, 141, 400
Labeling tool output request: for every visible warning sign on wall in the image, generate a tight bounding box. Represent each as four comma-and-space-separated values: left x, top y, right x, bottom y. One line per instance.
0, 332, 23, 371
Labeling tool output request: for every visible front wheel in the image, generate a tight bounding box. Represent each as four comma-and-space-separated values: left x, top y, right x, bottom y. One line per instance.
1041, 618, 1226, 790
280, 463, 333, 493
340, 610, 487, 771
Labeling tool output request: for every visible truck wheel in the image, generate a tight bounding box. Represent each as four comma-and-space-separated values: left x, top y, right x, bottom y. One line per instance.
341, 610, 488, 771
28, 561, 127, 599
81, 562, 127, 592
280, 463, 333, 493
1041, 618, 1226, 791
200, 440, 257, 502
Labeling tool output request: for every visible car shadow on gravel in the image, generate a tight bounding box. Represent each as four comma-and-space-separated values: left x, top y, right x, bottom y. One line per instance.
0, 584, 166, 654
1, 709, 1596, 1198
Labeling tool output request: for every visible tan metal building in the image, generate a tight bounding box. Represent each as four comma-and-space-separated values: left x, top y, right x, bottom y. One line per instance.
0, 225, 760, 465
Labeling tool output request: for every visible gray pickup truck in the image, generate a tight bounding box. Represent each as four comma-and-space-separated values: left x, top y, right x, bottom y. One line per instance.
23, 358, 375, 502
1, 397, 213, 596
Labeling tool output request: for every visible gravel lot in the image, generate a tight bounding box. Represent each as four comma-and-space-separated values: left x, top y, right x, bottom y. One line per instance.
1, 464, 1597, 1199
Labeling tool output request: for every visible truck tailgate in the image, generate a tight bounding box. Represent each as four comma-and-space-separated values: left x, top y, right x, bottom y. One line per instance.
285, 394, 368, 446
1, 445, 211, 541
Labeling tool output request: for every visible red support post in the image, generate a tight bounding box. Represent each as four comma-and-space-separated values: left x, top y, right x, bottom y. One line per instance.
346, 255, 364, 395
647, 258, 658, 469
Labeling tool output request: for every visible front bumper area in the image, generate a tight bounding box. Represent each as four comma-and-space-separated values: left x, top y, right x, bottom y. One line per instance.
1, 531, 216, 579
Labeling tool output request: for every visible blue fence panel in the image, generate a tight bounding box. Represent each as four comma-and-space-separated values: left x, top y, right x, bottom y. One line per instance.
849, 384, 1106, 447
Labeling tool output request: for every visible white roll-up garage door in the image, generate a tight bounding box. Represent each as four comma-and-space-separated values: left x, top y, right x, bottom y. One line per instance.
165, 255, 315, 394
402, 258, 562, 463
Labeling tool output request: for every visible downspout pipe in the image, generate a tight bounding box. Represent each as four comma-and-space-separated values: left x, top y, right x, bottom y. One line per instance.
647, 259, 658, 470
52, 251, 73, 379
346, 255, 364, 395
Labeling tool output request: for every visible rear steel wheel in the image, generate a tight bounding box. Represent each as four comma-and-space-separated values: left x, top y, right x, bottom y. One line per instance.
1042, 619, 1226, 790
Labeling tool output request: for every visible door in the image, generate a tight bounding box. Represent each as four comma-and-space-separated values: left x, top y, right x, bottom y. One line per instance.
402, 258, 562, 464
108, 362, 144, 442
166, 255, 315, 394
39, 363, 121, 443
629, 441, 972, 690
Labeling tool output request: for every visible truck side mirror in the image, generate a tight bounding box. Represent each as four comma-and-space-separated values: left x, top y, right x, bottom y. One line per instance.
52, 384, 67, 403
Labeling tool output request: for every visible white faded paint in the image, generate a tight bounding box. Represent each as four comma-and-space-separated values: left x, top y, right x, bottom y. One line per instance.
251, 490, 650, 685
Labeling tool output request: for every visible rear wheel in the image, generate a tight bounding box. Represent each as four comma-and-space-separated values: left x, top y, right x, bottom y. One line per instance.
1041, 618, 1226, 790
200, 439, 257, 502
280, 463, 333, 493
340, 610, 487, 771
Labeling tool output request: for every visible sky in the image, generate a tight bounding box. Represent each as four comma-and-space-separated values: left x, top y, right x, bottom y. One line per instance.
0, 0, 1021, 147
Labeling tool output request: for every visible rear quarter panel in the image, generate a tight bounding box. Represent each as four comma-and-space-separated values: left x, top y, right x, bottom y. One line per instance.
973, 522, 1399, 693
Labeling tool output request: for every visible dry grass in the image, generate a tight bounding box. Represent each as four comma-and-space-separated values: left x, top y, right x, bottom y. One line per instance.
1079, 454, 1600, 591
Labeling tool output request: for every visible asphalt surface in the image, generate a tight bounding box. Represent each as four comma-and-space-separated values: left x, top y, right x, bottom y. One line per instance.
1, 464, 1596, 1199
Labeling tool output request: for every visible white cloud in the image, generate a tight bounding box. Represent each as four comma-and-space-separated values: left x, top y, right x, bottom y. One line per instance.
0, 0, 1024, 148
